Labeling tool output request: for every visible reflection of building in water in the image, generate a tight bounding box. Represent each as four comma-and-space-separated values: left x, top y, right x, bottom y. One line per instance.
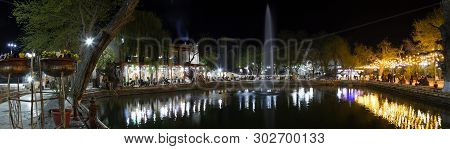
237, 89, 254, 111
337, 88, 442, 129
290, 88, 314, 109
337, 88, 362, 103
124, 88, 321, 126
236, 89, 279, 111
264, 95, 277, 109
123, 90, 227, 126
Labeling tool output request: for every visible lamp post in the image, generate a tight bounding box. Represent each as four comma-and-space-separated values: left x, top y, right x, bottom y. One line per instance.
7, 43, 17, 54
25, 52, 37, 128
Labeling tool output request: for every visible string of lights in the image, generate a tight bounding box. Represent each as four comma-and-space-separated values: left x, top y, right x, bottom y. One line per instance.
358, 51, 444, 69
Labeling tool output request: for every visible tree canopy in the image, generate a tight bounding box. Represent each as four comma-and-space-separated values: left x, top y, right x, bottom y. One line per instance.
412, 8, 444, 52
354, 43, 375, 67
120, 10, 170, 64
13, 0, 123, 52
312, 35, 351, 72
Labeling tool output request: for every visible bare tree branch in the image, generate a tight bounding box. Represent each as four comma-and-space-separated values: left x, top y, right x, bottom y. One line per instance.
79, 3, 87, 35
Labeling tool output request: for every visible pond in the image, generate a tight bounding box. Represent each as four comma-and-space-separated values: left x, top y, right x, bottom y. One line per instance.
97, 86, 450, 129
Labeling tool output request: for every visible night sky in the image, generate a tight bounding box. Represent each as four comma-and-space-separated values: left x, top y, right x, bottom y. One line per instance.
1, 0, 19, 54
0, 0, 442, 53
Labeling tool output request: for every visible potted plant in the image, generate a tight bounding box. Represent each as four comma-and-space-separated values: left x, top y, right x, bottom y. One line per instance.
51, 109, 72, 128
40, 49, 79, 77
41, 49, 80, 128
0, 53, 30, 78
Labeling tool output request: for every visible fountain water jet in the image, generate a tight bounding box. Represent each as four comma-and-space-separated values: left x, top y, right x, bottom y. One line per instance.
261, 5, 275, 92
263, 5, 274, 76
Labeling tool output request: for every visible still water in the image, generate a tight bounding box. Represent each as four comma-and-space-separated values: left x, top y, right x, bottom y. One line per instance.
97, 87, 450, 129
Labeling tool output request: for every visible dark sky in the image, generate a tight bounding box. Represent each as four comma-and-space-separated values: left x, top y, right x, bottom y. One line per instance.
139, 0, 441, 46
0, 0, 442, 54
0, 0, 19, 54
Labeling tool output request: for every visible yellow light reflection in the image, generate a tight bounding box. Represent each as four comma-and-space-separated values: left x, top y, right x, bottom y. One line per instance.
355, 94, 442, 129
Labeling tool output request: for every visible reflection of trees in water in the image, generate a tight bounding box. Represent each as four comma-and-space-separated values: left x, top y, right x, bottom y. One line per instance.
336, 88, 444, 129
355, 94, 441, 129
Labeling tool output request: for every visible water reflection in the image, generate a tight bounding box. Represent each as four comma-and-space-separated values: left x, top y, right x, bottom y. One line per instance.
98, 87, 449, 129
118, 91, 218, 127
290, 88, 314, 109
237, 89, 253, 111
337, 88, 362, 103
337, 88, 443, 129
105, 89, 285, 127
109, 87, 318, 128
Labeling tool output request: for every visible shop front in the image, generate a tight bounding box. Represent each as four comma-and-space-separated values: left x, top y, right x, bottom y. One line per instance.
122, 64, 206, 85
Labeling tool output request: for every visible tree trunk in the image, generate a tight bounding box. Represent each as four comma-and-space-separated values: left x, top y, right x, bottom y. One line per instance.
378, 66, 384, 81
442, 0, 450, 92
71, 0, 140, 110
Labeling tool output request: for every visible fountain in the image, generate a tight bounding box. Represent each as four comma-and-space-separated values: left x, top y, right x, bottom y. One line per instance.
263, 5, 274, 76
261, 5, 275, 92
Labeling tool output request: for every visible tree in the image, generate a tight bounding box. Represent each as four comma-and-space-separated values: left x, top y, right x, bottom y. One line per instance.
120, 10, 170, 85
312, 35, 350, 78
198, 38, 219, 71
237, 43, 262, 75
354, 43, 375, 67
276, 30, 309, 75
441, 0, 450, 92
14, 0, 124, 52
14, 0, 141, 116
412, 8, 444, 52
375, 39, 401, 76
401, 39, 419, 55
96, 42, 120, 88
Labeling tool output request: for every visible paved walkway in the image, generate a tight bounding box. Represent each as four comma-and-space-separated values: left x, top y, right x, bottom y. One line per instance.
0, 90, 84, 129
0, 92, 53, 129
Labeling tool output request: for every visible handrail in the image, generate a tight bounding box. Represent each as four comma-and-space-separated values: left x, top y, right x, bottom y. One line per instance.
79, 103, 109, 129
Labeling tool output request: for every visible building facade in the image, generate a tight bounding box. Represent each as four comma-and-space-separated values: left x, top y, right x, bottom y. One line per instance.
120, 41, 204, 86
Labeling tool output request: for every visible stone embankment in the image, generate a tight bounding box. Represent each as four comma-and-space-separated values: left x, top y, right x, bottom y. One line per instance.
81, 80, 450, 107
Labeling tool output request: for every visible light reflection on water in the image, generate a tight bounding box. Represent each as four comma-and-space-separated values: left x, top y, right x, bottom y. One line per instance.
120, 89, 283, 127
290, 88, 314, 109
122, 91, 214, 126
98, 87, 449, 129
337, 88, 443, 129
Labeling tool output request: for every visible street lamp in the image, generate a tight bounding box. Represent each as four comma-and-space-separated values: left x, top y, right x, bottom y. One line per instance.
7, 43, 17, 54
84, 37, 94, 46
27, 76, 33, 83
25, 52, 36, 58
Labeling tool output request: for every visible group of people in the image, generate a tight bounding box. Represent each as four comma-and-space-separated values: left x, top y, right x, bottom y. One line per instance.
120, 72, 210, 88
124, 77, 185, 87
378, 73, 431, 86
380, 73, 397, 83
